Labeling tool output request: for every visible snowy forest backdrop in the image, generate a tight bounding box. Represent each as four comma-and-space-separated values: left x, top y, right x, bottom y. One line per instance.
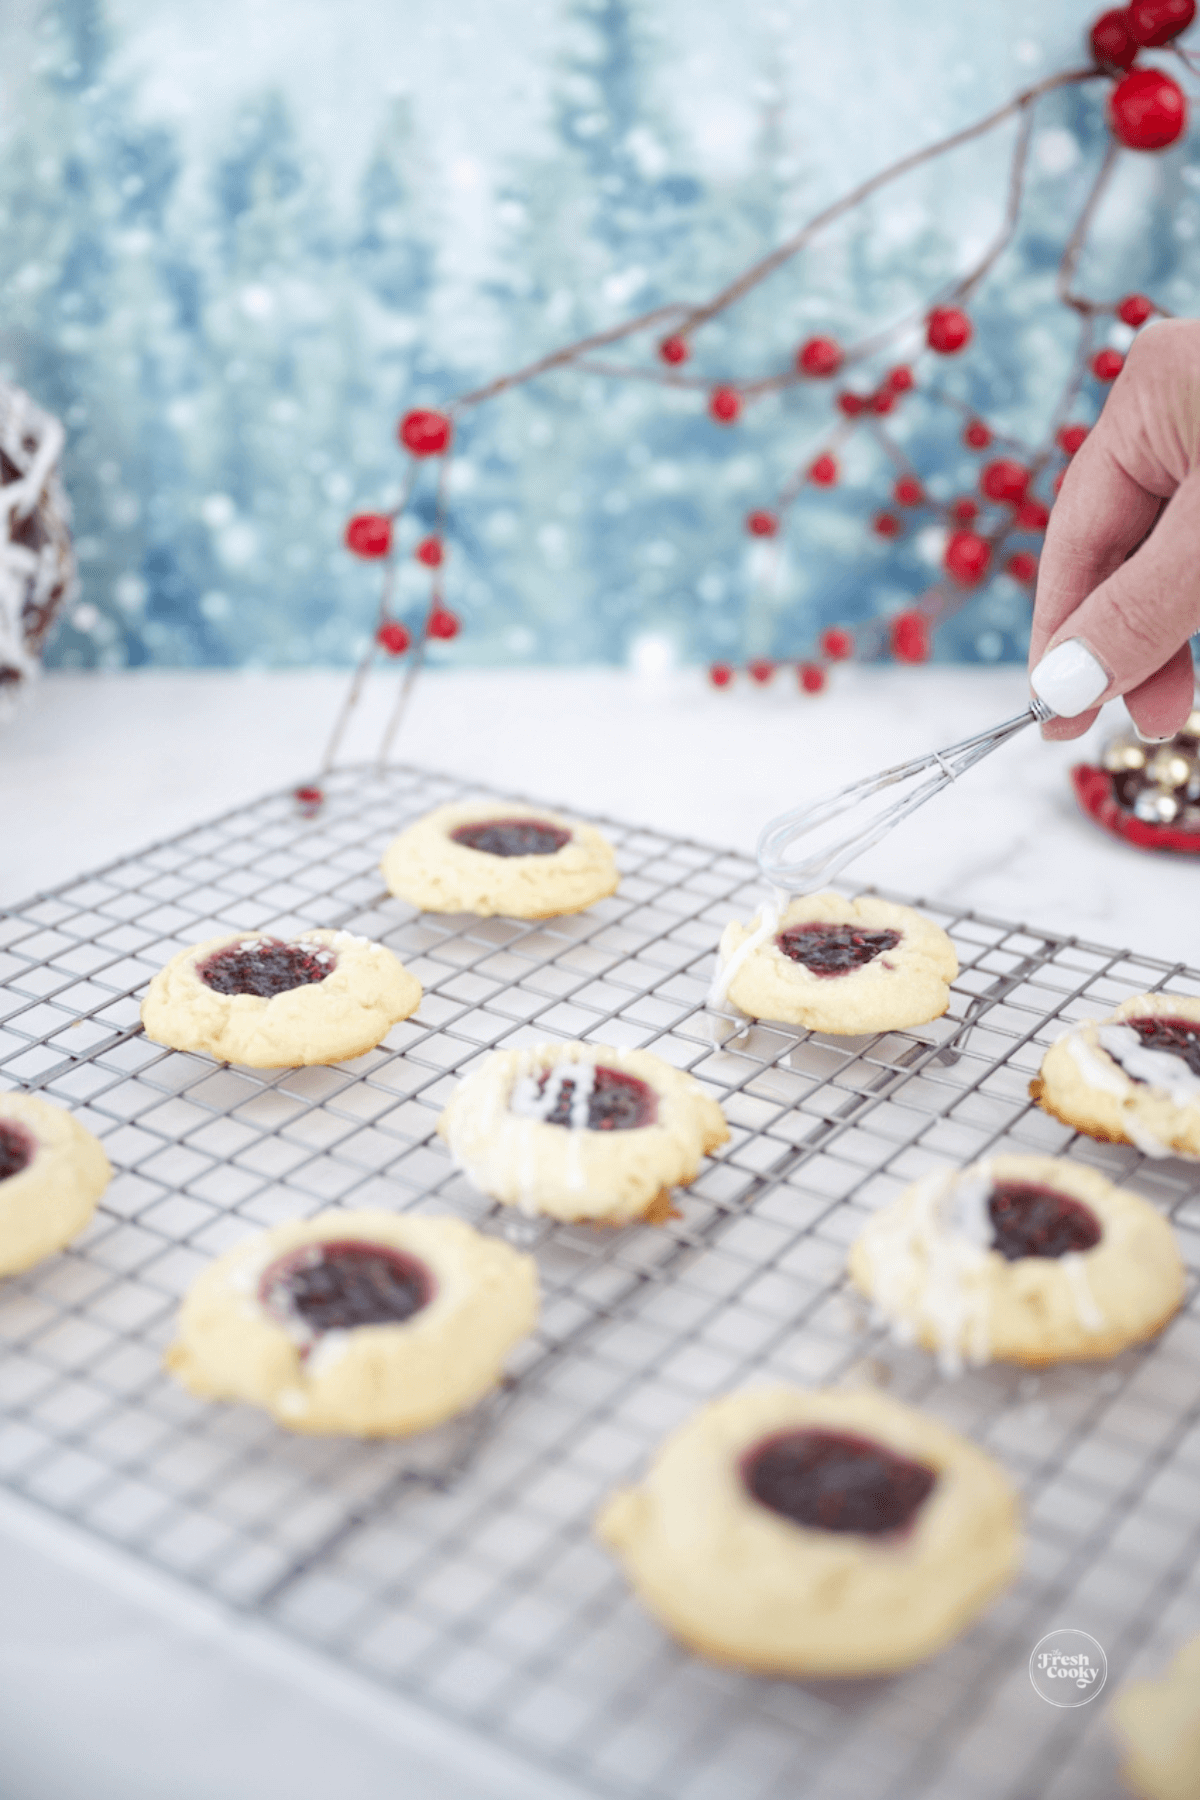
0, 0, 1197, 673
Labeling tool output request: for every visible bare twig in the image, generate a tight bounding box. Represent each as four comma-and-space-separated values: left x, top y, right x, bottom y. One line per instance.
673, 67, 1100, 336
454, 304, 688, 408
317, 461, 419, 777
375, 457, 452, 769
951, 97, 1038, 302
1057, 140, 1122, 312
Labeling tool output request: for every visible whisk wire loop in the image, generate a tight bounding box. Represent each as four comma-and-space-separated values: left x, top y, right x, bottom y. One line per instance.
757, 699, 1053, 892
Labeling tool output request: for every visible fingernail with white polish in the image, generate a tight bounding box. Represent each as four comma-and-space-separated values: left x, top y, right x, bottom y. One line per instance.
1140, 732, 1173, 744
1030, 639, 1111, 718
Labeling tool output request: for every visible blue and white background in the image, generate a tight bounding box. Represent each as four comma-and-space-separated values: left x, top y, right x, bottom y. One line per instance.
0, 0, 1196, 672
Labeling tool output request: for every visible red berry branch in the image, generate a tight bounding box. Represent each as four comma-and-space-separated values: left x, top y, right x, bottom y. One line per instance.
302, 5, 1195, 803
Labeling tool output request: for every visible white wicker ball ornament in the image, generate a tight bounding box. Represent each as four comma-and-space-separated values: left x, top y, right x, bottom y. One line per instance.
0, 379, 75, 704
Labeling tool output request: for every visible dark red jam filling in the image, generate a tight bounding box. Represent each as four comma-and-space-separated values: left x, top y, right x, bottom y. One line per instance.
450, 818, 571, 858
1124, 1016, 1200, 1081
776, 922, 901, 978
743, 1428, 936, 1536
0, 1121, 34, 1181
259, 1240, 434, 1335
987, 1182, 1102, 1261
529, 1065, 658, 1130
198, 939, 333, 998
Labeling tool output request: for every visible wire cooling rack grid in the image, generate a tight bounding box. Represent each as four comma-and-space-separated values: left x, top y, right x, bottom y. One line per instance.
1, 763, 1198, 1800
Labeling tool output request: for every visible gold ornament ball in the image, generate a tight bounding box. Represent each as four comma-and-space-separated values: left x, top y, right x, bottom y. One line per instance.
1102, 738, 1147, 774
1148, 748, 1193, 790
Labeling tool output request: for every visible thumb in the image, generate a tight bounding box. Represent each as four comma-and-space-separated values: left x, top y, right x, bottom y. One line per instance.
1030, 463, 1200, 740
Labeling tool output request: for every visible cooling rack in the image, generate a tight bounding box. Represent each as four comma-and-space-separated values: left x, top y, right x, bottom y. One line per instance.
1, 762, 1198, 1800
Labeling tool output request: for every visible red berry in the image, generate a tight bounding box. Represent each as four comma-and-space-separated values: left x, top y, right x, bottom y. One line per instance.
980, 458, 1029, 504
891, 611, 931, 663
748, 659, 774, 684
1118, 292, 1154, 326
295, 784, 323, 807
893, 475, 925, 507
887, 365, 915, 393
398, 409, 452, 457
808, 453, 838, 487
1016, 496, 1051, 532
1129, 0, 1195, 45
837, 391, 865, 417
798, 662, 826, 694
1109, 68, 1187, 150
415, 536, 444, 567
709, 663, 733, 688
427, 607, 460, 641
963, 419, 992, 450
658, 334, 689, 365
950, 496, 979, 524
377, 621, 411, 656
746, 509, 780, 537
708, 385, 742, 424
820, 627, 854, 661
1092, 347, 1125, 381
873, 511, 903, 539
944, 529, 991, 585
344, 513, 392, 558
1006, 551, 1039, 584
1057, 423, 1089, 454
926, 307, 973, 355
797, 335, 842, 377
870, 389, 896, 415
1090, 7, 1140, 68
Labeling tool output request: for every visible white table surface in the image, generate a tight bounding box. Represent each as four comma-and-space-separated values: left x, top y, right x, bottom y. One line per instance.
0, 663, 1195, 1800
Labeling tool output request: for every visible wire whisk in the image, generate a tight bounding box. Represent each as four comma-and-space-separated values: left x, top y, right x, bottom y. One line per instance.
757, 697, 1055, 892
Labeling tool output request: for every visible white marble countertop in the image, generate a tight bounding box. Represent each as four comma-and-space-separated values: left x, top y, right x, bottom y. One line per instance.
0, 663, 1195, 1800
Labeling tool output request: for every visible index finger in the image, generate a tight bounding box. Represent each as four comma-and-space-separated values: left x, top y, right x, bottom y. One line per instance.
1029, 429, 1163, 669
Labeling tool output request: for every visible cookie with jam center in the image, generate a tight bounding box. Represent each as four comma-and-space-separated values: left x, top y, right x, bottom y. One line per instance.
1032, 991, 1200, 1161
596, 1385, 1020, 1677
0, 1091, 111, 1275
437, 1040, 729, 1225
140, 928, 422, 1068
380, 799, 619, 919
712, 891, 957, 1034
848, 1152, 1184, 1370
166, 1210, 539, 1436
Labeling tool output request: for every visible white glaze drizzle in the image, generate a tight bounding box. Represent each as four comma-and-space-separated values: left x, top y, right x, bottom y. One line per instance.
708, 889, 788, 1013
446, 1043, 517, 1200
1098, 1023, 1200, 1108
1062, 1028, 1172, 1158
511, 1057, 597, 1125
514, 1049, 541, 1216
453, 1045, 629, 1213
866, 1159, 1111, 1368
1061, 1026, 1127, 1098
1060, 1252, 1106, 1334
305, 1328, 353, 1376
863, 1166, 993, 1377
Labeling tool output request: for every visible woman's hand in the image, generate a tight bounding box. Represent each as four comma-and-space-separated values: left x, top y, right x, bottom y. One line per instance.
1029, 318, 1200, 740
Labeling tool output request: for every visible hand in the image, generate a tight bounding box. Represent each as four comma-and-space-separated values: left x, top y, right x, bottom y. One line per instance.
1028, 318, 1200, 741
